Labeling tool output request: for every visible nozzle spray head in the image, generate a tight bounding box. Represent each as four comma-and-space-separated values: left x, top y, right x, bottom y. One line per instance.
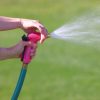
47, 35, 51, 38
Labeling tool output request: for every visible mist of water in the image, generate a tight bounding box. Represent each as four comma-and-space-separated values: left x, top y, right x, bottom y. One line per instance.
51, 12, 100, 47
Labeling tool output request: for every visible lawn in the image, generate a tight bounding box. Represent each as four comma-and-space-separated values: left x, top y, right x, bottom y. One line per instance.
0, 0, 100, 100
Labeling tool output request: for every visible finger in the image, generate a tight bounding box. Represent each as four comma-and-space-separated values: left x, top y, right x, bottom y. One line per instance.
40, 34, 45, 44
39, 25, 48, 36
30, 50, 36, 57
30, 47, 37, 57
39, 28, 48, 44
22, 41, 32, 47
33, 43, 37, 49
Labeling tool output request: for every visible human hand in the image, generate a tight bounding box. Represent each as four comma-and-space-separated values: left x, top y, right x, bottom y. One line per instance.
20, 19, 48, 44
0, 41, 37, 60
11, 41, 37, 59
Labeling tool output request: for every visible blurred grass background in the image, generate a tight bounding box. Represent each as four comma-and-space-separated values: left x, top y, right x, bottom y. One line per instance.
0, 0, 100, 100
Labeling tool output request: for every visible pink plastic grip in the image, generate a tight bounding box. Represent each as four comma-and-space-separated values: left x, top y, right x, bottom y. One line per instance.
23, 32, 40, 64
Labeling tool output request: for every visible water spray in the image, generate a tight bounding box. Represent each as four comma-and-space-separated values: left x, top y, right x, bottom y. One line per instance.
49, 14, 100, 47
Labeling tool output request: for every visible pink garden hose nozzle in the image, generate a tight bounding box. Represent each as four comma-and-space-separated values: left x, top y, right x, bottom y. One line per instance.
21, 31, 41, 64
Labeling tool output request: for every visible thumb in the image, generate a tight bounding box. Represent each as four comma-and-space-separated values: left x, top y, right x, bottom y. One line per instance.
22, 41, 32, 47
40, 34, 45, 44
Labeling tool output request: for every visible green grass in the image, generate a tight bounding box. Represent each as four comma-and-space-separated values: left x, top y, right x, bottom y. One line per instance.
0, 0, 100, 100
